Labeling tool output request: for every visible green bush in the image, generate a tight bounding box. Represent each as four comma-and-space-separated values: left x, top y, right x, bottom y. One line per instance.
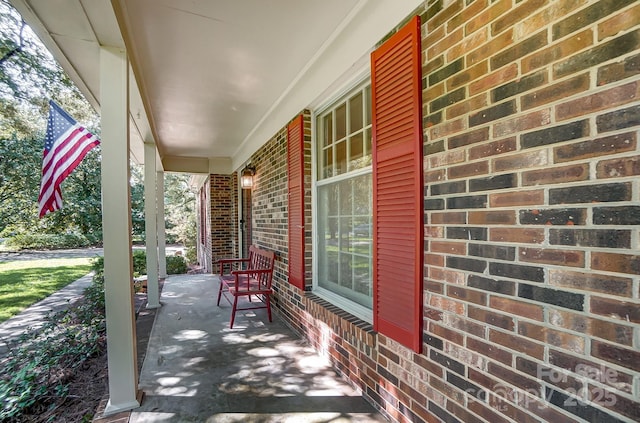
92, 251, 147, 278
185, 246, 197, 264
4, 233, 90, 250
166, 255, 188, 274
132, 250, 147, 277
84, 230, 103, 246
132, 250, 188, 275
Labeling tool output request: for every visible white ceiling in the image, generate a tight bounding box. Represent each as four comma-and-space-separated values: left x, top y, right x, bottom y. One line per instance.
9, 0, 422, 172
118, 0, 361, 160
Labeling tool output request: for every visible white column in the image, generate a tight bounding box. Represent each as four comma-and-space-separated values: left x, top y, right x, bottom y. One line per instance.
156, 171, 167, 278
100, 46, 140, 415
144, 143, 160, 308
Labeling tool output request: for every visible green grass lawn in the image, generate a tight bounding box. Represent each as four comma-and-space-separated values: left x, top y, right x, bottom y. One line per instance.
0, 258, 93, 323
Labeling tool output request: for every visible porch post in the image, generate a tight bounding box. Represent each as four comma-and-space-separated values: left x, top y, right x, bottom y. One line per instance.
144, 143, 160, 308
156, 171, 167, 278
99, 46, 140, 415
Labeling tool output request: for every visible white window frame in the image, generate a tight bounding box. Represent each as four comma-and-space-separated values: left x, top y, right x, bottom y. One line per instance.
312, 71, 373, 323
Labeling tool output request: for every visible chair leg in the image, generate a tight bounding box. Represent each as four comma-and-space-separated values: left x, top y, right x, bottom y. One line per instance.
266, 295, 272, 322
230, 294, 239, 329
216, 280, 224, 306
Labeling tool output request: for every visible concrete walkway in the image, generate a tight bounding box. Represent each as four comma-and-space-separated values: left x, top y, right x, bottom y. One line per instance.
0, 247, 105, 262
128, 274, 386, 423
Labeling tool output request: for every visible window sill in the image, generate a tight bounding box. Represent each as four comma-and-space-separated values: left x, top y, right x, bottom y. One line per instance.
304, 292, 375, 335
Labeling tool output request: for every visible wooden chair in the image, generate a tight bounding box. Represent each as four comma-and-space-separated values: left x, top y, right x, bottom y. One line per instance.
216, 245, 275, 328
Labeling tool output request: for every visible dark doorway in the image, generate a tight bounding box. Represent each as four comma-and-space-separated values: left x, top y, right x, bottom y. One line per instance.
241, 188, 252, 257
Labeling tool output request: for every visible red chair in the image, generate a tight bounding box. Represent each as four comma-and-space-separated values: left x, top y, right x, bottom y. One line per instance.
216, 245, 275, 328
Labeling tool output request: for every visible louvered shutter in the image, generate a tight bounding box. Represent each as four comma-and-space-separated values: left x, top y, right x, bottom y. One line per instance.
371, 15, 423, 352
287, 114, 305, 290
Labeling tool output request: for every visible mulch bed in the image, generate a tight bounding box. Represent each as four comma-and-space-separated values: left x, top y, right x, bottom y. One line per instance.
13, 282, 163, 423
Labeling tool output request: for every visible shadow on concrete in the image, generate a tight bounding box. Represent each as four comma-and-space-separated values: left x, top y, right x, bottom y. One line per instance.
129, 274, 386, 423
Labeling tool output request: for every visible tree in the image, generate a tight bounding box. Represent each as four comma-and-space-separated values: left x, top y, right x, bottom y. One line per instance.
164, 172, 196, 247
1, 0, 195, 247
130, 164, 145, 241
0, 0, 77, 129
0, 0, 102, 240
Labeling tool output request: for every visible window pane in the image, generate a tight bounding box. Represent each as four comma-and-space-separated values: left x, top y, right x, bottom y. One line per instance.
353, 221, 370, 239
340, 253, 353, 289
339, 178, 352, 215
323, 113, 333, 147
363, 128, 372, 167
349, 132, 364, 170
335, 103, 346, 140
326, 249, 338, 284
365, 85, 371, 126
316, 173, 372, 309
335, 140, 347, 175
349, 92, 363, 132
354, 175, 371, 214
339, 217, 352, 252
353, 255, 371, 297
322, 147, 333, 179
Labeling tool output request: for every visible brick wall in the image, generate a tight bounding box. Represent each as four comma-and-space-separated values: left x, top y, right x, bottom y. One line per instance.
209, 174, 238, 263
416, 0, 639, 422
241, 1, 640, 422
248, 111, 313, 327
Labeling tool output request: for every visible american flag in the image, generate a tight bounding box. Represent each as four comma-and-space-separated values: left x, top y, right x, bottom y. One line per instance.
38, 100, 100, 218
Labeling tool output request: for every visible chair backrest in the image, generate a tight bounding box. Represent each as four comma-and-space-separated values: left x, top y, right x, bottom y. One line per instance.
247, 245, 275, 290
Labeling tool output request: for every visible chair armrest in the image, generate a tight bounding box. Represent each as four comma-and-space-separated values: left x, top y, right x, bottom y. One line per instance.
231, 268, 272, 275
218, 258, 250, 274
218, 258, 250, 264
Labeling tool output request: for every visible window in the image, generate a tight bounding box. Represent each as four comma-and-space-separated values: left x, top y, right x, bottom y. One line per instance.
315, 80, 373, 320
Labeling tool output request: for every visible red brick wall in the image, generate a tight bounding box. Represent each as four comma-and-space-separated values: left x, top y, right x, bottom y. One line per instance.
209, 174, 238, 263
243, 1, 640, 422
248, 111, 313, 327
419, 1, 639, 421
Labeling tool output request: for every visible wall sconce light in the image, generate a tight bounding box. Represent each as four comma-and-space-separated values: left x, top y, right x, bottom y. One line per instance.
240, 165, 255, 189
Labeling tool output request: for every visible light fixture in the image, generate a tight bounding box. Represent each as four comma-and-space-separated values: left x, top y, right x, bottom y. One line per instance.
240, 165, 255, 189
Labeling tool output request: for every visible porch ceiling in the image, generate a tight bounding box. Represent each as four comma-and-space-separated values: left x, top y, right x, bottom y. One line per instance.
9, 0, 421, 172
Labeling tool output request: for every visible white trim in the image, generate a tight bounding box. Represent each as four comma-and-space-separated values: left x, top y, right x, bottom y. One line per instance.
232, 0, 424, 170
314, 287, 372, 323
157, 171, 167, 278
103, 399, 141, 417
316, 166, 372, 188
144, 143, 160, 309
313, 69, 371, 118
311, 62, 370, 114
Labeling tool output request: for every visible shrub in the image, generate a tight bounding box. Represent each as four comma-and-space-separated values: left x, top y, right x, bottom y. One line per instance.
84, 230, 103, 246
185, 246, 197, 264
4, 233, 90, 250
132, 250, 147, 276
93, 250, 186, 277
92, 251, 147, 278
166, 255, 187, 274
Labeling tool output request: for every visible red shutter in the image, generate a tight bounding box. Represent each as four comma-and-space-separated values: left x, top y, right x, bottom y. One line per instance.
371, 15, 423, 352
287, 114, 305, 290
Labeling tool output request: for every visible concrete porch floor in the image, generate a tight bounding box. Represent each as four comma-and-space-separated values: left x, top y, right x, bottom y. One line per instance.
128, 273, 387, 423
